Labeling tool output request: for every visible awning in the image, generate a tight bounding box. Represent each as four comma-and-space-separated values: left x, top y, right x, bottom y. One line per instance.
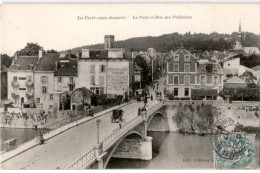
191, 89, 218, 97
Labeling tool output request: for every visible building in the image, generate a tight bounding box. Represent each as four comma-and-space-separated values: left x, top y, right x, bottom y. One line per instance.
166, 48, 224, 99
243, 47, 260, 56
167, 47, 198, 98
192, 59, 224, 99
0, 56, 8, 100
223, 76, 248, 88
54, 53, 78, 94
7, 53, 39, 107
34, 53, 59, 110
78, 35, 133, 97
70, 87, 92, 112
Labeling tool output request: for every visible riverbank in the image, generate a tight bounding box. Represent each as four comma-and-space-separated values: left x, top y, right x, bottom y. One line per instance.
166, 100, 260, 134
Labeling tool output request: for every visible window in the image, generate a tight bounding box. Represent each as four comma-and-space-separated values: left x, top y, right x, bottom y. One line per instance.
49, 105, 53, 109
184, 64, 190, 72
174, 88, 178, 96
91, 75, 95, 85
207, 76, 211, 84
13, 76, 17, 81
228, 63, 230, 66
168, 74, 173, 84
184, 55, 190, 62
168, 63, 173, 72
42, 76, 47, 84
174, 63, 179, 72
99, 76, 104, 85
174, 55, 179, 61
42, 86, 47, 94
214, 76, 218, 85
58, 77, 62, 82
90, 87, 95, 93
201, 76, 206, 84
174, 76, 179, 84
100, 87, 104, 94
28, 76, 32, 82
214, 70, 217, 74
69, 85, 74, 92
197, 75, 200, 84
100, 65, 106, 73
184, 88, 189, 96
90, 65, 95, 73
69, 77, 74, 83
184, 76, 190, 85
37, 98, 40, 103
50, 94, 53, 100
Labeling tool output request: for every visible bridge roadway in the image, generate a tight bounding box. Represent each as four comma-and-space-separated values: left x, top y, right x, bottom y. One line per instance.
1, 99, 160, 170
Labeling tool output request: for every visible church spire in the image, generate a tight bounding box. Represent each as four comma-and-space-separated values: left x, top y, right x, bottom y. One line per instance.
239, 18, 241, 32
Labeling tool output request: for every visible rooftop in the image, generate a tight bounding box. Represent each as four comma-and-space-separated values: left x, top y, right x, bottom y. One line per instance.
35, 53, 59, 72
54, 59, 77, 76
8, 56, 39, 71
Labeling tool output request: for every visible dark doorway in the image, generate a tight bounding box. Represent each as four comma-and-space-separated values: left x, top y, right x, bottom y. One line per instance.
21, 97, 24, 106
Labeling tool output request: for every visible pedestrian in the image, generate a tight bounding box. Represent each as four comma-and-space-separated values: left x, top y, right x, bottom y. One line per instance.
119, 119, 122, 129
138, 107, 142, 116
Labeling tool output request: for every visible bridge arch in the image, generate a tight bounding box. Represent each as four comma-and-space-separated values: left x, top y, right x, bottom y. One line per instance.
103, 131, 142, 168
147, 111, 169, 132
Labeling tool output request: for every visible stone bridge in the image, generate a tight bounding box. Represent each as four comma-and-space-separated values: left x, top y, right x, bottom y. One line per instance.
67, 102, 168, 169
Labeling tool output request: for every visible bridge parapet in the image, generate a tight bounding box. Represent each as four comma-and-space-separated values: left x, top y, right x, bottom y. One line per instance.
67, 102, 165, 170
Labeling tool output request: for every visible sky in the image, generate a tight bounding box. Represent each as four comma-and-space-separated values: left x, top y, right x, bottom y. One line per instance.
1, 3, 260, 56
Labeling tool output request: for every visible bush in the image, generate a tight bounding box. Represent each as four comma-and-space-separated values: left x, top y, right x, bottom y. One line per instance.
174, 103, 215, 133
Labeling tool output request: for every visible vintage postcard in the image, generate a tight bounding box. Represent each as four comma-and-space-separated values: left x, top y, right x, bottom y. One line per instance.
0, 3, 259, 170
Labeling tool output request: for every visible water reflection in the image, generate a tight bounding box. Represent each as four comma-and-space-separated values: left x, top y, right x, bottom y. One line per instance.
107, 132, 260, 169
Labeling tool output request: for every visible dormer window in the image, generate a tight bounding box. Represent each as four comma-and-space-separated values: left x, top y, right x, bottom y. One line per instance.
184, 55, 190, 62
174, 55, 179, 61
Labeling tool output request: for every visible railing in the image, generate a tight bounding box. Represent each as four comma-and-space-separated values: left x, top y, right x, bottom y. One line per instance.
1, 101, 121, 154
67, 102, 164, 169
67, 148, 96, 170
102, 115, 143, 151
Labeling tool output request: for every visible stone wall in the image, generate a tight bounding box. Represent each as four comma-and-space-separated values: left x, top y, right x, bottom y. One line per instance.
166, 100, 260, 132
112, 137, 152, 160
147, 115, 169, 132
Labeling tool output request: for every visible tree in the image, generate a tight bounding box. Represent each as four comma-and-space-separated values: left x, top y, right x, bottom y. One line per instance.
242, 71, 257, 83
134, 55, 151, 86
1, 54, 12, 68
46, 49, 58, 53
18, 43, 42, 56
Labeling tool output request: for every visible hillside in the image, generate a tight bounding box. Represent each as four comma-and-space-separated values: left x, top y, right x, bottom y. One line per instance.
61, 32, 260, 54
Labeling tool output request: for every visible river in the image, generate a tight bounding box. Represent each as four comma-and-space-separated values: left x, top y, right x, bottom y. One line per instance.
107, 132, 260, 169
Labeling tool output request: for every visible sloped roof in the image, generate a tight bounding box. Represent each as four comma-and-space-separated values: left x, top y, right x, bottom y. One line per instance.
134, 64, 143, 71
224, 76, 246, 83
54, 60, 77, 76
73, 87, 93, 96
243, 47, 260, 54
8, 56, 38, 71
251, 65, 260, 71
35, 53, 59, 72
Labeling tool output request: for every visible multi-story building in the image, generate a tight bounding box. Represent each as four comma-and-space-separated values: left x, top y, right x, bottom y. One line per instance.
0, 56, 8, 101
167, 47, 198, 98
166, 47, 224, 99
78, 35, 133, 97
54, 53, 78, 94
193, 59, 224, 99
7, 53, 39, 107
34, 53, 59, 110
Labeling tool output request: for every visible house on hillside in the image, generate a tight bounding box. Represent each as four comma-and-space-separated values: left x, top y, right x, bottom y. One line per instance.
70, 87, 93, 113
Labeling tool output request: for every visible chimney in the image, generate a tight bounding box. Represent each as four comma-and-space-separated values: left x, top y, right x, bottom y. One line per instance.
104, 35, 115, 49
82, 49, 89, 58
39, 48, 43, 59
76, 51, 80, 60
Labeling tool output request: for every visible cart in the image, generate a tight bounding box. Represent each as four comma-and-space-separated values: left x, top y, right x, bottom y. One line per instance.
111, 109, 124, 123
